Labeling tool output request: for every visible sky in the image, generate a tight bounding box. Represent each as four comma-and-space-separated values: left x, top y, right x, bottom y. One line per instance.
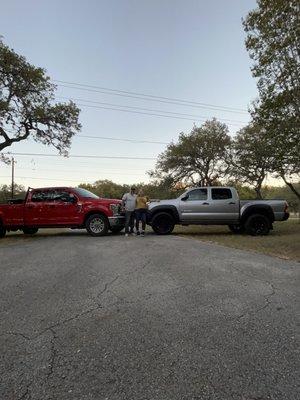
0, 0, 259, 189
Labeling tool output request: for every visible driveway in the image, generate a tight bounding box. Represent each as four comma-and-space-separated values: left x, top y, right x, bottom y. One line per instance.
0, 230, 299, 400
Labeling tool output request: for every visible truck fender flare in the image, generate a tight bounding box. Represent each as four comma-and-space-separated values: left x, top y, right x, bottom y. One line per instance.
84, 209, 109, 224
240, 204, 274, 225
148, 205, 179, 224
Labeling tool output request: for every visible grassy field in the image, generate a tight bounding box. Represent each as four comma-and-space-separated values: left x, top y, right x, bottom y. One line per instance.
174, 219, 300, 262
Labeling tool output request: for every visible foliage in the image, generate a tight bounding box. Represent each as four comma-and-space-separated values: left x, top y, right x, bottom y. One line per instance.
78, 179, 182, 200
0, 183, 26, 203
229, 124, 273, 199
150, 119, 231, 186
0, 39, 81, 161
243, 0, 300, 198
262, 183, 300, 214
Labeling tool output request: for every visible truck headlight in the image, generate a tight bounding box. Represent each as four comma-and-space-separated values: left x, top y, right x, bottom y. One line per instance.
110, 203, 120, 216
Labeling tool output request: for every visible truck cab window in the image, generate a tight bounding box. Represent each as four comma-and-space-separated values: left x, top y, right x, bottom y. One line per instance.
211, 188, 232, 200
31, 191, 49, 202
186, 189, 207, 201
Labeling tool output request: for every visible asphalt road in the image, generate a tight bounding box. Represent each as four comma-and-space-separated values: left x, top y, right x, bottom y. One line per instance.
0, 230, 299, 400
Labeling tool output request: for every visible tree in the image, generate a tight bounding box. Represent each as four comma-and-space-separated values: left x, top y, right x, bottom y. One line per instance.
0, 39, 81, 163
79, 180, 126, 199
150, 119, 231, 187
229, 124, 273, 199
243, 0, 300, 199
0, 183, 25, 203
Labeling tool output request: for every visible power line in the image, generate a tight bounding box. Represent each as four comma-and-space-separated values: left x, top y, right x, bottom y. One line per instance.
3, 128, 168, 145
74, 102, 246, 126
0, 175, 88, 183
59, 83, 248, 115
77, 135, 168, 145
5, 152, 157, 160
57, 96, 247, 126
10, 167, 146, 176
54, 79, 248, 114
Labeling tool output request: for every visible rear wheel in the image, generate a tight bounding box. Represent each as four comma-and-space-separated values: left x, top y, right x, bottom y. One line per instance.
0, 225, 6, 238
244, 214, 270, 236
151, 212, 175, 235
86, 214, 109, 237
228, 224, 245, 234
23, 227, 39, 235
110, 226, 124, 234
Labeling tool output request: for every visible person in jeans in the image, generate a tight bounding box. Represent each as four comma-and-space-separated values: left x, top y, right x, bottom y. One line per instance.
122, 187, 137, 236
135, 189, 149, 236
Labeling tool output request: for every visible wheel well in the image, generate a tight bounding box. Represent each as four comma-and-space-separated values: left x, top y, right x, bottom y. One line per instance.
241, 207, 274, 225
150, 208, 177, 223
84, 211, 108, 224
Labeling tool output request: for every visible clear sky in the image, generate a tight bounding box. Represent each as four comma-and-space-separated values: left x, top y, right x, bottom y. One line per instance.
0, 0, 258, 188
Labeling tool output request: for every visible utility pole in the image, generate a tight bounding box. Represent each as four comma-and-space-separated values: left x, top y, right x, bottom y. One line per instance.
11, 157, 15, 199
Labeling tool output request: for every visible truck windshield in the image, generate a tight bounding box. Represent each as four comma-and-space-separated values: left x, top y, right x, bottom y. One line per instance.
74, 188, 99, 199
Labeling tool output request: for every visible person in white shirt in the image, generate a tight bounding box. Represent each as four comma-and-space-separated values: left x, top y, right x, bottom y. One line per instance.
122, 187, 137, 236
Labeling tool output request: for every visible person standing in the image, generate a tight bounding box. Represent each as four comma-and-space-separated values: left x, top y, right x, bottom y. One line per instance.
135, 189, 149, 236
122, 187, 137, 236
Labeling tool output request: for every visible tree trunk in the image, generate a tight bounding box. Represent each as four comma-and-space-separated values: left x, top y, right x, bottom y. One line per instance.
255, 188, 263, 199
281, 174, 300, 201
254, 181, 263, 199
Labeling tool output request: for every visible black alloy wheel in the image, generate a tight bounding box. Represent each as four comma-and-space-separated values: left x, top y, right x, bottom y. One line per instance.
245, 214, 270, 236
151, 212, 175, 235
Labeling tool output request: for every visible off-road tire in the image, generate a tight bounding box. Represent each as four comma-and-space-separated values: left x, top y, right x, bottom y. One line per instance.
23, 227, 39, 235
151, 212, 175, 235
86, 214, 109, 237
244, 214, 270, 236
228, 224, 245, 234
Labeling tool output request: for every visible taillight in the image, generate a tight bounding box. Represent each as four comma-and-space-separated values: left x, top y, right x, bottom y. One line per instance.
284, 202, 288, 212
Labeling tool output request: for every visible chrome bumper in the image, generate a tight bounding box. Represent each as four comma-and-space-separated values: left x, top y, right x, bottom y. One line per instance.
108, 216, 125, 227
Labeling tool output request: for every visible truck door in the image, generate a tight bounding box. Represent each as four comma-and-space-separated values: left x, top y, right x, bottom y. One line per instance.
49, 189, 81, 225
209, 188, 239, 222
179, 188, 211, 222
24, 189, 52, 226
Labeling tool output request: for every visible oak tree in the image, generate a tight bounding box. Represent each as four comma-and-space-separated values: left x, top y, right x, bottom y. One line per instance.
243, 0, 300, 199
150, 119, 231, 187
0, 39, 81, 163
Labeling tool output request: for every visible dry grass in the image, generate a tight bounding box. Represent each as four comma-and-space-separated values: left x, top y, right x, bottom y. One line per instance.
174, 219, 300, 262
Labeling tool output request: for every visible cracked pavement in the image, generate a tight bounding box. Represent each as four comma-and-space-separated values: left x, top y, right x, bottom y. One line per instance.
0, 230, 299, 400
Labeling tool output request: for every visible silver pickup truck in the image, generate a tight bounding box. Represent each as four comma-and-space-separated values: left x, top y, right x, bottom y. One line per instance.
147, 186, 289, 236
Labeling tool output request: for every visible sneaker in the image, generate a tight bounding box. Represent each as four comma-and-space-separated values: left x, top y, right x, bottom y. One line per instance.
125, 233, 129, 237
141, 231, 145, 237
136, 231, 140, 236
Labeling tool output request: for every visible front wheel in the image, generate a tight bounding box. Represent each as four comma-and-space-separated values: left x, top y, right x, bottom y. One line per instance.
151, 212, 175, 235
0, 225, 6, 238
86, 214, 109, 237
23, 227, 39, 235
244, 214, 270, 236
228, 224, 245, 234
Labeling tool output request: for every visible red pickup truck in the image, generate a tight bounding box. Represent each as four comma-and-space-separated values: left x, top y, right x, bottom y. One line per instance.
0, 187, 125, 238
